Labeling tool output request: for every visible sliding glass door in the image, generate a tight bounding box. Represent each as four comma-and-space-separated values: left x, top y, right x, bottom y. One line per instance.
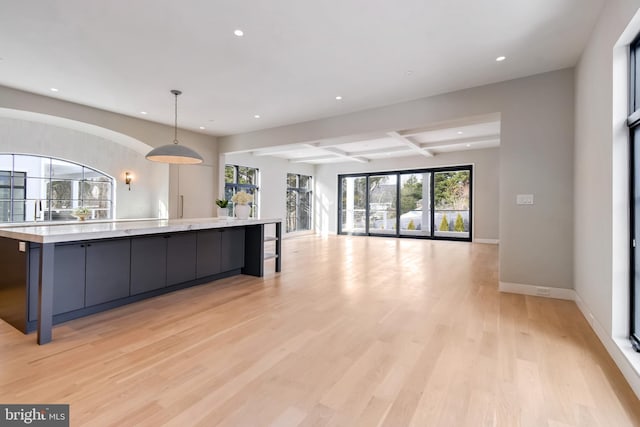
369, 174, 397, 235
434, 170, 471, 239
338, 166, 472, 241
340, 176, 367, 234
399, 173, 431, 236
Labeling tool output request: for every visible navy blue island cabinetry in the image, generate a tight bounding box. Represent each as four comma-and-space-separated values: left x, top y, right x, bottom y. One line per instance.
0, 218, 281, 345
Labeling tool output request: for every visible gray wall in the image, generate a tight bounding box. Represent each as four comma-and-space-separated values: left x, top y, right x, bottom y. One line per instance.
313, 148, 499, 241
0, 85, 218, 218
220, 69, 575, 290
574, 0, 640, 396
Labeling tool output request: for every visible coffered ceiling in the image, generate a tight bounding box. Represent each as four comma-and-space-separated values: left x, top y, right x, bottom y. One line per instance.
249, 119, 500, 164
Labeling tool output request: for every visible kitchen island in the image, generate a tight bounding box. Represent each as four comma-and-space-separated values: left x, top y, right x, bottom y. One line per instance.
0, 218, 282, 344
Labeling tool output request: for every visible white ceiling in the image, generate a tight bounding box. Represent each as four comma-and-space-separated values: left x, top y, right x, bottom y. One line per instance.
0, 1, 603, 139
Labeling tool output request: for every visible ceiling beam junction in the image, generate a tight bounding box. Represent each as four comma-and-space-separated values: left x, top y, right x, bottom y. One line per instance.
386, 131, 434, 158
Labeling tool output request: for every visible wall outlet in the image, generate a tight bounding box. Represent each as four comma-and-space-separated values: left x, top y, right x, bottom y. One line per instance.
535, 286, 551, 297
18, 241, 26, 252
517, 194, 534, 205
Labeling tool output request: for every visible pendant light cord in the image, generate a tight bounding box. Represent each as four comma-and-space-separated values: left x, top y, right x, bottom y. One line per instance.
173, 91, 179, 144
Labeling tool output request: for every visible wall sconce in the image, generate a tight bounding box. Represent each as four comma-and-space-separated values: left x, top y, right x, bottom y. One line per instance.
125, 172, 132, 191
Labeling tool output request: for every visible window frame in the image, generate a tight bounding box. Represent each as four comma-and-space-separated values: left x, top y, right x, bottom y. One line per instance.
224, 164, 260, 218
337, 165, 472, 242
286, 173, 313, 233
0, 154, 114, 223
628, 34, 640, 352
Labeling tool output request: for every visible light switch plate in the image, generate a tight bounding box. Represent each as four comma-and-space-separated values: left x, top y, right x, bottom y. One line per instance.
18, 241, 26, 252
516, 194, 534, 205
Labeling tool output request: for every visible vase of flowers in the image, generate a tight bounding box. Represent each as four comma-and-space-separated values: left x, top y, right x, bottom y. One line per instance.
73, 207, 91, 221
215, 199, 229, 218
231, 191, 253, 220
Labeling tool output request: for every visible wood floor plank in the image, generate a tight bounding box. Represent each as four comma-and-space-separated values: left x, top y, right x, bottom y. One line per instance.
0, 235, 638, 426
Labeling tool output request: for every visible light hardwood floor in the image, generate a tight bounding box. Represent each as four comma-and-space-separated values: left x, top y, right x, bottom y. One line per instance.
1, 235, 639, 426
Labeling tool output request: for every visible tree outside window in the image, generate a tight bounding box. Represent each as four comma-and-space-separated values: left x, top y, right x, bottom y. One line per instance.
287, 173, 312, 232
225, 164, 259, 218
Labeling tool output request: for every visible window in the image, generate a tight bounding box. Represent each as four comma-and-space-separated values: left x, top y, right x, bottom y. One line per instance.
0, 154, 114, 223
225, 164, 259, 218
286, 173, 312, 232
338, 166, 472, 241
628, 36, 640, 352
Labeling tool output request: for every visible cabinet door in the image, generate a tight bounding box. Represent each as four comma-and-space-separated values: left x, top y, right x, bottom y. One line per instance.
28, 243, 86, 320
167, 232, 197, 286
85, 239, 131, 307
220, 227, 245, 272
131, 236, 167, 295
53, 243, 87, 314
196, 230, 221, 278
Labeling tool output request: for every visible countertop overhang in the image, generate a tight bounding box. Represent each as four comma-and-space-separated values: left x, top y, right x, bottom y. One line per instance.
0, 217, 282, 244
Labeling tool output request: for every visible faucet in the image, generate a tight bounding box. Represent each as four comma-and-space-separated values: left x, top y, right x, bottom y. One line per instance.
34, 199, 42, 221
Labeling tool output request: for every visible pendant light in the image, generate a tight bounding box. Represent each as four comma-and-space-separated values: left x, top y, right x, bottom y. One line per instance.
145, 90, 204, 164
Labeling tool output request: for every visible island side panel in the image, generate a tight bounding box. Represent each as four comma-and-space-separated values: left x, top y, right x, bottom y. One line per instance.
242, 224, 264, 277
0, 237, 28, 333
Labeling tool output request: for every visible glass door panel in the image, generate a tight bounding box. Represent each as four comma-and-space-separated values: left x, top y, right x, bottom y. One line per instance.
368, 174, 397, 235
434, 170, 470, 239
340, 176, 367, 234
399, 173, 431, 236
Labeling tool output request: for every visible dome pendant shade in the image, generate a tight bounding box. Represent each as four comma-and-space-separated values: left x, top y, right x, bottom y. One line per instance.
145, 144, 204, 164
145, 89, 203, 164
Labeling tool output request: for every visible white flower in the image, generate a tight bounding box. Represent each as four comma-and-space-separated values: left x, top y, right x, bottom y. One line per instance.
231, 191, 253, 205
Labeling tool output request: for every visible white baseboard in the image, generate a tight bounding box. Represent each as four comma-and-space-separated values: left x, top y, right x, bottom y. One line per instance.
499, 281, 575, 300
499, 281, 640, 399
475, 238, 499, 244
573, 293, 640, 399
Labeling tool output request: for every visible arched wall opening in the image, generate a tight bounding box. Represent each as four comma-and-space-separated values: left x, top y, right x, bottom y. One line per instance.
0, 109, 169, 220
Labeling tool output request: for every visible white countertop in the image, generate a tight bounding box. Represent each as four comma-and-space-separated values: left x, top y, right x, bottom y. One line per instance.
0, 217, 282, 243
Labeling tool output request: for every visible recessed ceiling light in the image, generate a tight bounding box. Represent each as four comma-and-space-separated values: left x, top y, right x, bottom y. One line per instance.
234, 29, 244, 37
199, 126, 205, 130
457, 131, 463, 135
466, 144, 471, 147
335, 96, 343, 100
140, 111, 147, 115
496, 56, 506, 62
50, 88, 59, 92
406, 70, 413, 75
254, 114, 260, 119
